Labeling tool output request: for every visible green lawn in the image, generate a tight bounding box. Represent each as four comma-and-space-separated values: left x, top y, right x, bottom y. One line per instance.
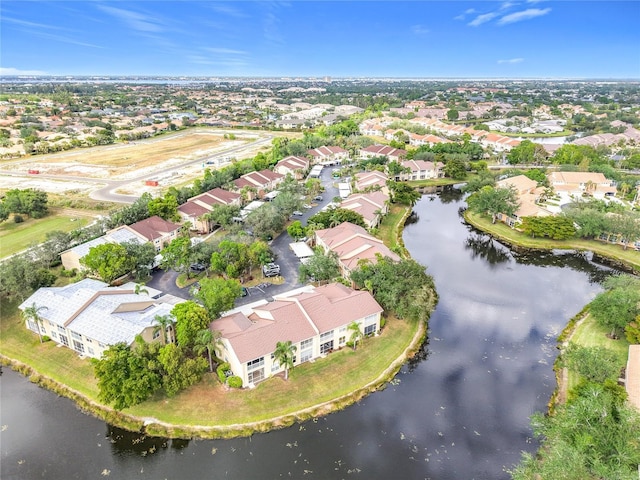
378, 204, 411, 253
0, 212, 91, 258
465, 211, 640, 273
565, 314, 630, 392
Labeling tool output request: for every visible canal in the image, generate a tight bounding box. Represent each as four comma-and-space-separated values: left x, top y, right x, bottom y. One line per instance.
0, 189, 614, 479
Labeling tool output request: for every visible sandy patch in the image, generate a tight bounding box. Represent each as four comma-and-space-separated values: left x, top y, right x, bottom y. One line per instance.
0, 175, 100, 194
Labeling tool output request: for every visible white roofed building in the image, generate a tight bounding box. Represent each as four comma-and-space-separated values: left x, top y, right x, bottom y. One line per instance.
19, 279, 182, 359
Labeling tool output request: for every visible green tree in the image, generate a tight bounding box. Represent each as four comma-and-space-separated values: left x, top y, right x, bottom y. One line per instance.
193, 277, 242, 319
308, 207, 366, 229
273, 340, 297, 380
160, 236, 192, 274
298, 249, 341, 283
92, 343, 161, 410
122, 240, 156, 280
443, 158, 467, 180
589, 276, 640, 338
157, 343, 208, 396
171, 301, 211, 349
467, 185, 519, 224
520, 216, 576, 240
153, 313, 175, 345
609, 211, 640, 250
22, 302, 48, 343
210, 240, 250, 279
205, 204, 241, 229
348, 321, 363, 350
287, 220, 306, 240
387, 181, 421, 206
446, 109, 459, 121
81, 243, 134, 283
2, 188, 49, 218
147, 193, 180, 221
194, 328, 222, 373
560, 343, 622, 384
511, 383, 640, 480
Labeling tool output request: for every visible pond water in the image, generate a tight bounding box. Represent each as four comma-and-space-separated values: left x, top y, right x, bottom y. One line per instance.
0, 189, 615, 480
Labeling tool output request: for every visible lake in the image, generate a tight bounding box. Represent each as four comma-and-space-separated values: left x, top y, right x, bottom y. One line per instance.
0, 189, 614, 479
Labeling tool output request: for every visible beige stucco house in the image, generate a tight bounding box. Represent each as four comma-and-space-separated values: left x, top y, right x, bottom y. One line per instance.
211, 283, 383, 386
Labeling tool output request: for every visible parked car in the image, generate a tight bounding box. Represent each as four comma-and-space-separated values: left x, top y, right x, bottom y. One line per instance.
303, 204, 312, 209
314, 195, 323, 201
190, 263, 206, 272
241, 287, 249, 297
262, 263, 281, 277
292, 211, 303, 216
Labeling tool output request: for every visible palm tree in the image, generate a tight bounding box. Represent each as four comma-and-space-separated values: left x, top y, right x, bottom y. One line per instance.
153, 314, 175, 345
194, 329, 222, 373
348, 321, 363, 351
273, 340, 297, 381
134, 283, 149, 295
22, 303, 48, 343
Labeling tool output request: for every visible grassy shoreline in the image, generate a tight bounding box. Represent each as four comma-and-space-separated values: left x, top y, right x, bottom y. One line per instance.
463, 210, 640, 274
0, 203, 428, 439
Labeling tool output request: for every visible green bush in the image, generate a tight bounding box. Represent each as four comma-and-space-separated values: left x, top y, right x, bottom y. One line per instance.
227, 376, 242, 388
42, 335, 51, 342
216, 362, 231, 383
380, 317, 386, 329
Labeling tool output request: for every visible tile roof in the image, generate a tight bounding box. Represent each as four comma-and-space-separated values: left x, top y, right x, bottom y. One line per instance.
127, 216, 181, 241
212, 283, 382, 363
307, 146, 348, 157
361, 145, 407, 158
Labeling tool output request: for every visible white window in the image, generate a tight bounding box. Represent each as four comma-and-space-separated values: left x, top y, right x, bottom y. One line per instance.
87, 346, 95, 356
320, 330, 333, 341
247, 357, 264, 371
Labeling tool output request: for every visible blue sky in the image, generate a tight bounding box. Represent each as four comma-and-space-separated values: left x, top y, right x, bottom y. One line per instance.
1, 1, 639, 78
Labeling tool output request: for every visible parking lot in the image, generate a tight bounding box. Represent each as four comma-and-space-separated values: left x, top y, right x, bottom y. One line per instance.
148, 165, 342, 307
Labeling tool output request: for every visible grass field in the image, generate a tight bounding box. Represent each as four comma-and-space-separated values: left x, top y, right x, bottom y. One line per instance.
0, 209, 95, 258
378, 203, 411, 253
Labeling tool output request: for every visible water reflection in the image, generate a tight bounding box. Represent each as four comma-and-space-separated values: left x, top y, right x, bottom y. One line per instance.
464, 233, 512, 266
1, 192, 620, 480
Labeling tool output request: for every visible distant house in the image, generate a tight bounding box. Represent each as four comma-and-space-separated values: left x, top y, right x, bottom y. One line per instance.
408, 133, 450, 147
315, 222, 400, 278
340, 191, 390, 228
395, 160, 445, 181
274, 155, 310, 179
495, 175, 550, 227
60, 215, 181, 270
354, 171, 388, 192
359, 145, 407, 162
211, 283, 383, 386
233, 169, 284, 199
307, 146, 349, 164
19, 279, 181, 359
548, 171, 617, 200
178, 188, 241, 233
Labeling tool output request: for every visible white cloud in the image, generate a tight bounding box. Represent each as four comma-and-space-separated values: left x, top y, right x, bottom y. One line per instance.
411, 24, 430, 35
97, 5, 165, 33
205, 47, 248, 55
0, 67, 47, 75
455, 8, 476, 20
498, 8, 551, 25
497, 58, 524, 64
468, 12, 499, 27
209, 4, 247, 18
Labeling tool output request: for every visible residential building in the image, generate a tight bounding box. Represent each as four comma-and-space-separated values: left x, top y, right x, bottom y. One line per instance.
178, 188, 242, 233
495, 175, 550, 227
395, 160, 445, 181
359, 145, 407, 162
548, 171, 617, 200
61, 215, 181, 270
354, 171, 388, 192
19, 279, 181, 359
307, 146, 349, 164
314, 222, 400, 277
274, 155, 310, 179
233, 169, 284, 199
340, 191, 390, 228
212, 283, 383, 386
